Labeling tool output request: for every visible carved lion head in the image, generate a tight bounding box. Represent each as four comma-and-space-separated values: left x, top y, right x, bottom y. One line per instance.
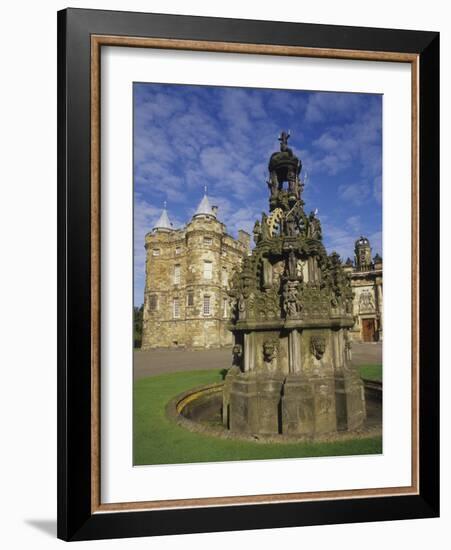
310, 335, 326, 360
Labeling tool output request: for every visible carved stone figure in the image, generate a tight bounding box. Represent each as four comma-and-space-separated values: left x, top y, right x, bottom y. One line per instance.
261, 213, 270, 241
268, 131, 302, 193
253, 220, 261, 244
286, 299, 297, 318
267, 172, 279, 197
279, 130, 292, 153
263, 339, 279, 365
238, 287, 255, 320
287, 249, 298, 280
324, 251, 351, 310
308, 211, 322, 240
237, 293, 246, 317
296, 259, 304, 281
310, 335, 326, 360
232, 344, 243, 368
285, 213, 297, 236
344, 331, 352, 361
272, 261, 285, 286
345, 286, 354, 314
261, 257, 273, 289
228, 295, 237, 320
283, 279, 302, 318
288, 170, 297, 194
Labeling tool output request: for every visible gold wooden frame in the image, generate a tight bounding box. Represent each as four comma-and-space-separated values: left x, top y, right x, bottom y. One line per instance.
90, 35, 419, 514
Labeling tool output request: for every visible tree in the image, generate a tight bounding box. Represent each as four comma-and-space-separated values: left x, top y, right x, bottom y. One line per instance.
134, 305, 144, 348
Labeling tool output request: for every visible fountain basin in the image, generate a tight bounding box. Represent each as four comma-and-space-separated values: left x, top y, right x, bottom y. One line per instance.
166, 379, 382, 444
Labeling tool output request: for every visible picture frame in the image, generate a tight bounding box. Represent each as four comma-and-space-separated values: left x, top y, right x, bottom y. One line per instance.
57, 7, 439, 541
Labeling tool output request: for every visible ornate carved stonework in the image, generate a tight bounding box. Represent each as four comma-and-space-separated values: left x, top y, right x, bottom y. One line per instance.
310, 335, 326, 360
263, 339, 279, 365
307, 211, 322, 240
282, 279, 302, 318
232, 344, 243, 367
359, 289, 376, 313
253, 220, 261, 244
223, 132, 366, 436
300, 284, 330, 318
344, 330, 352, 361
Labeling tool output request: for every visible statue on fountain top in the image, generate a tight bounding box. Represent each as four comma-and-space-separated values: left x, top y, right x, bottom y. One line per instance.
268, 131, 302, 201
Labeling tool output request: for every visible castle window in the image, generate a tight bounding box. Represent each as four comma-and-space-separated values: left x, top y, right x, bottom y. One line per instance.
223, 297, 228, 318
203, 295, 211, 316
187, 291, 194, 307
174, 264, 181, 284
221, 266, 228, 287
152, 248, 160, 256
204, 236, 213, 246
173, 298, 180, 318
203, 261, 213, 280
149, 294, 158, 311
175, 247, 181, 255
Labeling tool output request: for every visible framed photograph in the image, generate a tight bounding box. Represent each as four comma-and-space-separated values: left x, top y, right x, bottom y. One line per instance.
57, 8, 439, 541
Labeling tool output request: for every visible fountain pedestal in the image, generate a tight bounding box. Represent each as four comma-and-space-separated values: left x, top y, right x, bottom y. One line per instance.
223, 325, 365, 436
224, 132, 366, 437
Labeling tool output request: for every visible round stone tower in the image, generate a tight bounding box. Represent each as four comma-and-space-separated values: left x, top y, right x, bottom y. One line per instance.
223, 132, 366, 437
354, 236, 372, 271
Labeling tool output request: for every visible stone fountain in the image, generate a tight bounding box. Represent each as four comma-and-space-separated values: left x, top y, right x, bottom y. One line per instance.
223, 132, 366, 437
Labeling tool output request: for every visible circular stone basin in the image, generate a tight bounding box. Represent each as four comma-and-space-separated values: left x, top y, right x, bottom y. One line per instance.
176, 383, 224, 424
166, 379, 382, 443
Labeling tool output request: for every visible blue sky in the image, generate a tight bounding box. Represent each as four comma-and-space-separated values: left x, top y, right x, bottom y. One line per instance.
134, 83, 382, 306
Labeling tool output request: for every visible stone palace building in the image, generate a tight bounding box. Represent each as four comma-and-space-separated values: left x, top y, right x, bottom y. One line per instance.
141, 192, 250, 350
141, 197, 382, 349
345, 236, 383, 343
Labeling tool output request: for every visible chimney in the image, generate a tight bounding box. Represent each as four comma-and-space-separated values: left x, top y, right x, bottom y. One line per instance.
212, 205, 218, 217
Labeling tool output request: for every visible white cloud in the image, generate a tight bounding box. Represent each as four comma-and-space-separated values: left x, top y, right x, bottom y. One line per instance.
219, 88, 267, 131
301, 97, 382, 184
200, 147, 235, 177
368, 230, 383, 256
206, 193, 265, 238
373, 175, 382, 205
304, 92, 362, 124
136, 91, 186, 122
338, 182, 371, 206
322, 222, 356, 260
132, 85, 382, 304
346, 215, 361, 233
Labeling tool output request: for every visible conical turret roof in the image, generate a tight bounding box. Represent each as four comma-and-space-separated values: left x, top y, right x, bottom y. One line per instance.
193, 187, 216, 218
153, 203, 173, 231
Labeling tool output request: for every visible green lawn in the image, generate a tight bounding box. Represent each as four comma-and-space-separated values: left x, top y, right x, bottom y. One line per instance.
359, 364, 382, 382
134, 368, 382, 466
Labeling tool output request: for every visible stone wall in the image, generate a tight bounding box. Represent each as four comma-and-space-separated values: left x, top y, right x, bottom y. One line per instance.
141, 214, 382, 347
349, 271, 383, 342
142, 215, 249, 349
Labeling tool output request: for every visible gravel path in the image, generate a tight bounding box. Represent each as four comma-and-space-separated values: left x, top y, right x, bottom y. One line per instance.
134, 342, 382, 380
